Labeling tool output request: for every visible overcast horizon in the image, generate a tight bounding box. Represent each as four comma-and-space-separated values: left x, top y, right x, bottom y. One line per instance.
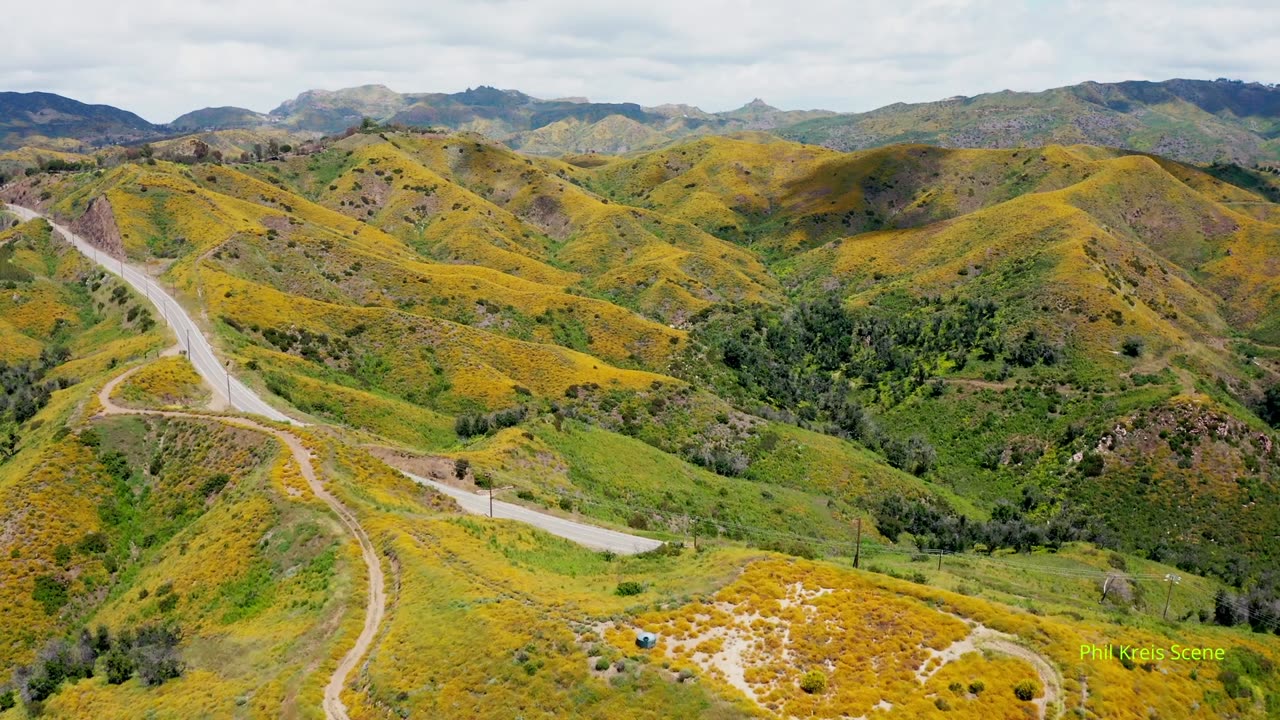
3, 0, 1278, 123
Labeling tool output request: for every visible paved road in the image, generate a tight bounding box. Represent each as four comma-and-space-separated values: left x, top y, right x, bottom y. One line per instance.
5, 204, 295, 424
8, 202, 661, 555
402, 472, 664, 555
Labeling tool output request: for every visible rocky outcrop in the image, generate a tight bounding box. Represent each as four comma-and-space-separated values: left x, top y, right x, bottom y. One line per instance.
0, 177, 53, 212
70, 196, 125, 257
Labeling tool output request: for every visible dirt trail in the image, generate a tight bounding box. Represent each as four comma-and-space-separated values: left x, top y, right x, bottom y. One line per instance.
930, 614, 1064, 720
98, 368, 384, 720
979, 636, 1063, 719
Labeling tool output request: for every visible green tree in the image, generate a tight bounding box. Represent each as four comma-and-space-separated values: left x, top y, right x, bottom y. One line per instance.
102, 646, 134, 685
1260, 384, 1280, 427
1121, 336, 1145, 357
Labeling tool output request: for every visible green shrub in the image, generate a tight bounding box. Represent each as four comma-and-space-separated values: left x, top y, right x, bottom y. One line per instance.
0, 689, 14, 710
200, 473, 231, 497
103, 646, 135, 685
32, 575, 69, 614
594, 657, 610, 671
1013, 679, 1041, 701
1078, 451, 1104, 477
615, 581, 644, 597
968, 679, 985, 694
799, 670, 827, 694
77, 532, 108, 554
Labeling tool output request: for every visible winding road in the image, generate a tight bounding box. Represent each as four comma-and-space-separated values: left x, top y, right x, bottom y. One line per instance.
8, 203, 665, 555
5, 203, 294, 423
9, 200, 666, 717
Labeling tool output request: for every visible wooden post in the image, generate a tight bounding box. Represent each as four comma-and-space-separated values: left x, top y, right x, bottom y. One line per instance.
489, 484, 494, 518
853, 517, 862, 569
1162, 574, 1180, 620
691, 516, 698, 551
937, 549, 943, 572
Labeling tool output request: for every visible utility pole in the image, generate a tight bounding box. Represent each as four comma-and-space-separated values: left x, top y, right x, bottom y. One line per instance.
225, 360, 233, 410
937, 549, 944, 572
853, 517, 862, 569
489, 483, 494, 518
691, 516, 698, 552
1163, 573, 1181, 620
1100, 575, 1114, 603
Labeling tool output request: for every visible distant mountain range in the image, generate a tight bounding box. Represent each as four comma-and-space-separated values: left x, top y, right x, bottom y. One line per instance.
0, 91, 157, 150
3, 78, 1280, 163
167, 84, 835, 154
778, 78, 1280, 165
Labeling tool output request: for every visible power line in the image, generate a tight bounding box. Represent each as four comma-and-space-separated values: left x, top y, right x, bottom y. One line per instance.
546, 487, 1247, 624
515, 481, 1271, 631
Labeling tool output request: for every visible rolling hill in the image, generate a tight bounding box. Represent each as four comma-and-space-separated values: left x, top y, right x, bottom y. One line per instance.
0, 92, 158, 151
779, 78, 1280, 166
168, 106, 272, 131
2, 126, 1280, 718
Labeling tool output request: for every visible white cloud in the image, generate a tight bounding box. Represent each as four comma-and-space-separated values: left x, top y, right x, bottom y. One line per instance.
1, 0, 1276, 122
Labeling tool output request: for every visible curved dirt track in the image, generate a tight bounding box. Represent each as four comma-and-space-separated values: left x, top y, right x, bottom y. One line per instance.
98, 369, 382, 720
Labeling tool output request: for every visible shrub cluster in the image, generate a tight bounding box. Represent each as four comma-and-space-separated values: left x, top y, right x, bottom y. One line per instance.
11, 624, 183, 709
455, 406, 528, 438
1213, 576, 1280, 635
873, 494, 1102, 554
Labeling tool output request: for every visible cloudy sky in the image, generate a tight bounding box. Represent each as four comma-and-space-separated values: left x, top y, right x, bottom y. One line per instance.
4, 0, 1277, 122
